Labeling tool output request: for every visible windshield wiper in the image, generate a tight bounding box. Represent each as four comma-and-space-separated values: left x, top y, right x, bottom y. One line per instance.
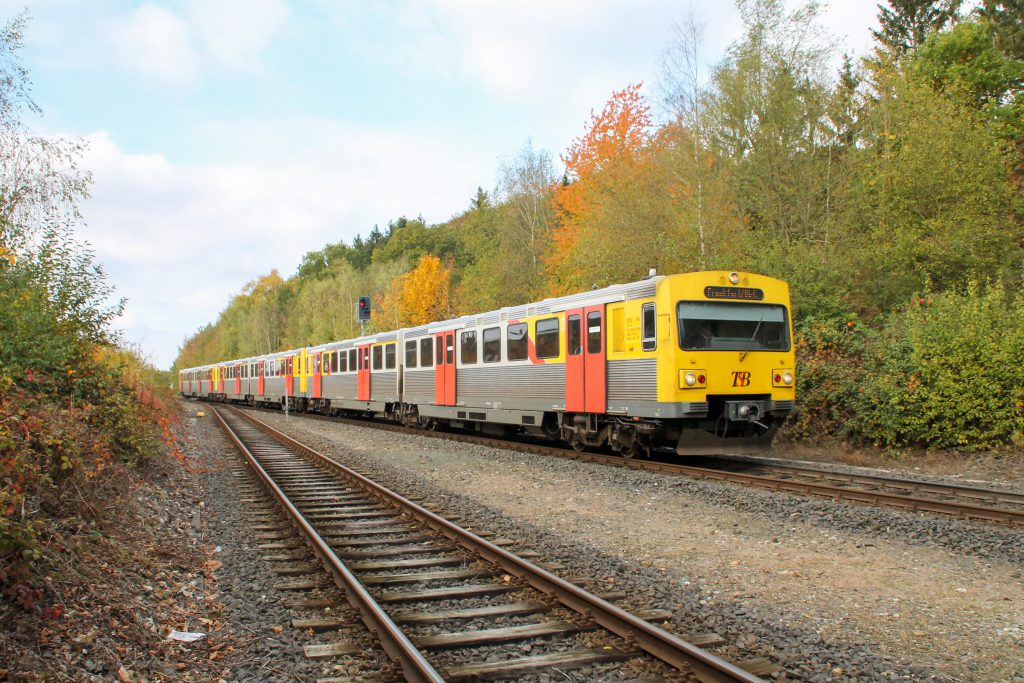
739, 313, 765, 361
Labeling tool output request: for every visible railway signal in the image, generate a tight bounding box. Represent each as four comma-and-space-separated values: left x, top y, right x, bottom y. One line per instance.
357, 296, 370, 335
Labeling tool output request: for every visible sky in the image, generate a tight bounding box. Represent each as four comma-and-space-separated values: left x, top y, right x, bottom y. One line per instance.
4, 0, 880, 369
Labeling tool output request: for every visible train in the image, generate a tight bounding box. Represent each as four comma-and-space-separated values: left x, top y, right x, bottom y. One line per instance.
179, 270, 796, 456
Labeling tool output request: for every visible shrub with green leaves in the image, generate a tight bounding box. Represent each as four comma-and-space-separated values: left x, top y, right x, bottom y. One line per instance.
853, 282, 1024, 451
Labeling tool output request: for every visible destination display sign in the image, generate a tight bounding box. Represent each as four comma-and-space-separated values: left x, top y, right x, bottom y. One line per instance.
704, 286, 765, 301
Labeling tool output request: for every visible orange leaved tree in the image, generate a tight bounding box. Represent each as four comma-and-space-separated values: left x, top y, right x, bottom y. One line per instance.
548, 83, 653, 292
383, 255, 453, 328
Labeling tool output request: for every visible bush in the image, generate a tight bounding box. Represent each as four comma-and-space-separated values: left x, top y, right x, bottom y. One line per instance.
783, 313, 871, 442
852, 282, 1024, 451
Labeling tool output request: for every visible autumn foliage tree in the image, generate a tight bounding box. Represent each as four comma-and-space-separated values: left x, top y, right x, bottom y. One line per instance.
380, 255, 453, 328
547, 83, 653, 292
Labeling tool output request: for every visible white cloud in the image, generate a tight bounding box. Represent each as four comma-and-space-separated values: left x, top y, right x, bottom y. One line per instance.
78, 123, 490, 368
107, 3, 198, 87
100, 0, 289, 87
182, 0, 290, 69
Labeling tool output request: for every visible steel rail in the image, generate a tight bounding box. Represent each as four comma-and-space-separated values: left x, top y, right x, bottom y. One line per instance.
261, 408, 1024, 527
663, 463, 1024, 525
227, 405, 764, 683
714, 455, 1024, 506
210, 406, 446, 683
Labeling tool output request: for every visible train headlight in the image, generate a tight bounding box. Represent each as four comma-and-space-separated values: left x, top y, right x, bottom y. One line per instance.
729, 271, 740, 284
773, 369, 795, 387
680, 370, 707, 389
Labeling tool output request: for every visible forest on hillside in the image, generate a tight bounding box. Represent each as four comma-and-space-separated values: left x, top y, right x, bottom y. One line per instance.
176, 0, 1024, 452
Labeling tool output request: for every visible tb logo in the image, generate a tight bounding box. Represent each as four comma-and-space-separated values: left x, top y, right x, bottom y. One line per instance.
732, 371, 751, 387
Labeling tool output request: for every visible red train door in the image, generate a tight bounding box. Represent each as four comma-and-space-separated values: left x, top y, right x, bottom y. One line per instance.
258, 361, 265, 395
566, 310, 584, 412
235, 365, 241, 395
565, 306, 606, 413
433, 331, 455, 406
312, 352, 323, 399
285, 356, 293, 397
357, 345, 371, 401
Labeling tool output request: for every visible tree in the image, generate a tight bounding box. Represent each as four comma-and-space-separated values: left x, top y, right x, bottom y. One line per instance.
909, 17, 1024, 139
873, 0, 962, 57
547, 83, 653, 292
494, 140, 555, 283
841, 73, 1018, 310
382, 255, 452, 328
471, 186, 490, 211
704, 0, 838, 245
977, 0, 1024, 59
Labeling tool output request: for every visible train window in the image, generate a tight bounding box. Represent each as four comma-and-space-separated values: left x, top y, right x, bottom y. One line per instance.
588, 311, 603, 354
421, 338, 433, 367
446, 334, 454, 364
507, 323, 528, 361
385, 343, 396, 369
306, 356, 311, 374
567, 314, 582, 355
482, 327, 500, 362
405, 340, 418, 368
338, 351, 347, 373
373, 345, 383, 370
535, 318, 560, 358
349, 349, 356, 371
677, 302, 791, 351
461, 331, 477, 365
436, 337, 444, 365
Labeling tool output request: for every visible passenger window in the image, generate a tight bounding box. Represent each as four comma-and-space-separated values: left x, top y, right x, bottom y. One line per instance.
373, 345, 383, 370
482, 327, 500, 363
461, 331, 477, 364
405, 340, 417, 368
338, 351, 347, 373
567, 314, 582, 355
507, 323, 528, 361
588, 311, 603, 354
535, 318, 560, 358
330, 352, 337, 373
385, 343, 396, 370
436, 337, 444, 365
420, 338, 433, 367
348, 349, 356, 371
446, 334, 454, 364
641, 303, 656, 351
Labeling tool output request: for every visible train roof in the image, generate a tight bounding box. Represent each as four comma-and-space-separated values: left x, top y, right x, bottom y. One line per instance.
179, 273, 670, 371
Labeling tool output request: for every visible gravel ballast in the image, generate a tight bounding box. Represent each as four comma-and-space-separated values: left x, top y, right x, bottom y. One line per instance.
182, 409, 389, 682
241, 408, 1024, 682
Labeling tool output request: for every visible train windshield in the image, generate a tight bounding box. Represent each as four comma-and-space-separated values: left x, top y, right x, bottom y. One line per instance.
677, 302, 790, 352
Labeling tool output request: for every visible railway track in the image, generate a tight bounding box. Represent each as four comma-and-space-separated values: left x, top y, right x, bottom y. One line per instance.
223, 403, 1024, 528
210, 404, 768, 682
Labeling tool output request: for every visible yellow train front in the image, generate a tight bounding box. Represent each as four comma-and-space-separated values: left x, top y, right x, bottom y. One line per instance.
599, 270, 796, 456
